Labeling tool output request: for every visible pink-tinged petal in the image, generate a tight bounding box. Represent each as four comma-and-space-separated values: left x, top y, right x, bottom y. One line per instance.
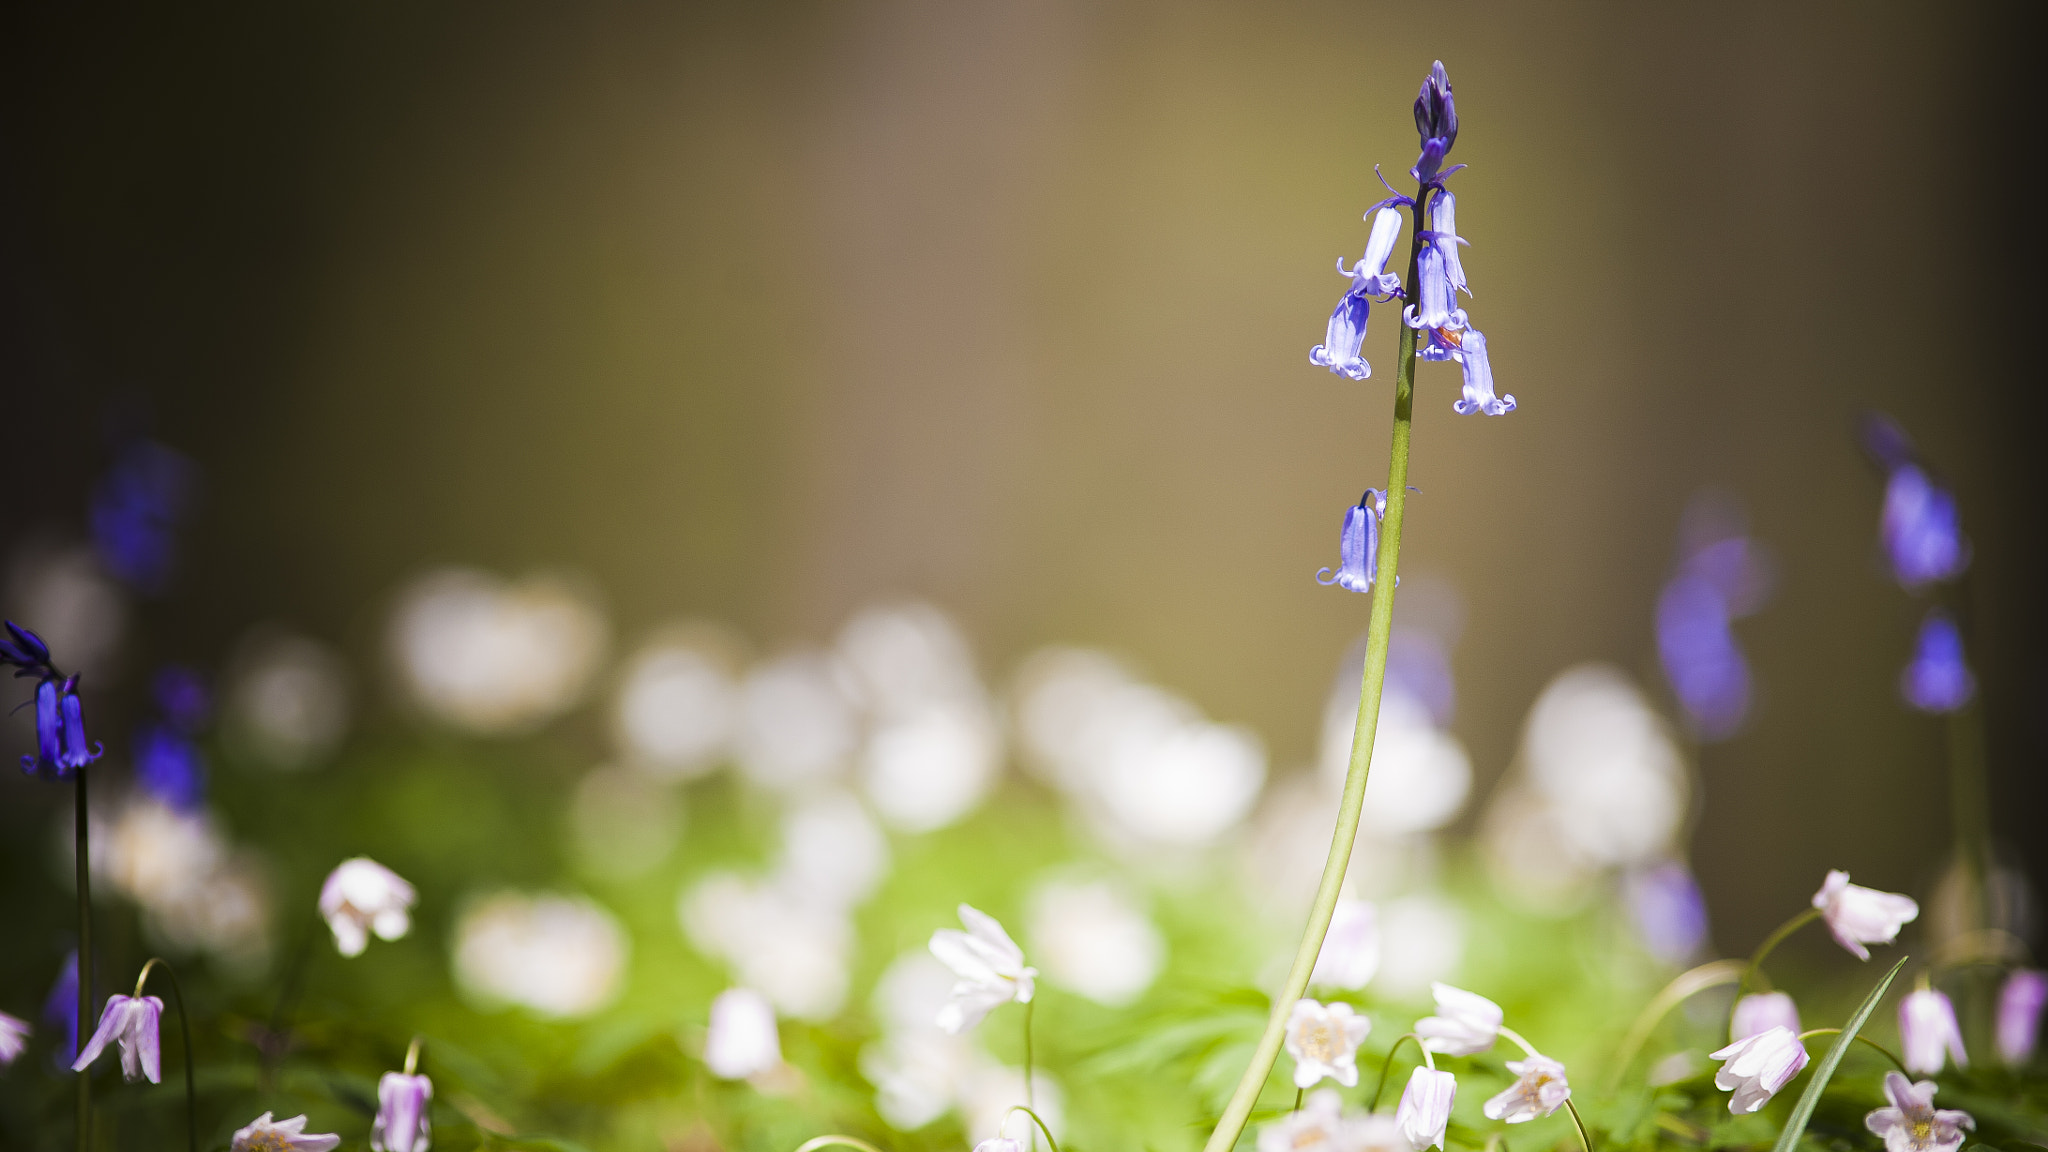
135, 997, 163, 1084
71, 996, 131, 1074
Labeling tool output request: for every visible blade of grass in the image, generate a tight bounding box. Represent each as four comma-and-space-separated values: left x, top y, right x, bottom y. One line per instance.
1768, 956, 1908, 1152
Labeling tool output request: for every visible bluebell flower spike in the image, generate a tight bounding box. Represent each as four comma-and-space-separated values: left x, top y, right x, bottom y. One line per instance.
1317, 490, 1386, 593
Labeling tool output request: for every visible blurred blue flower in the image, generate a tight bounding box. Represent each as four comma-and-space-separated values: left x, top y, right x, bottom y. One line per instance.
1626, 863, 1710, 964
152, 664, 211, 734
1316, 490, 1385, 594
135, 724, 206, 812
1656, 496, 1773, 740
1900, 610, 1974, 713
1860, 413, 1968, 589
1411, 60, 1459, 186
43, 952, 79, 1062
90, 439, 196, 596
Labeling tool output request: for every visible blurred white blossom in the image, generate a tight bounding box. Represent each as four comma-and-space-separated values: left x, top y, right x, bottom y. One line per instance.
1026, 878, 1164, 1007
318, 857, 416, 958
681, 873, 850, 1019
1375, 896, 1465, 999
7, 543, 127, 680
1310, 899, 1379, 990
1013, 648, 1266, 848
453, 892, 627, 1019
1321, 690, 1470, 837
613, 632, 737, 778
223, 631, 351, 770
90, 796, 271, 970
734, 653, 858, 792
861, 1030, 974, 1130
962, 1060, 1062, 1145
704, 988, 783, 1080
774, 789, 890, 909
863, 704, 1001, 833
390, 568, 606, 734
1513, 664, 1687, 869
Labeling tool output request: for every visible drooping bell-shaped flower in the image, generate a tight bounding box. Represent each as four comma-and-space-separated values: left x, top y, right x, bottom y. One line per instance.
1864, 1072, 1974, 1152
232, 1112, 342, 1152
1449, 330, 1513, 416
1431, 191, 1469, 297
1395, 1066, 1457, 1151
1310, 210, 1407, 381
21, 676, 104, 778
1284, 999, 1372, 1089
372, 1071, 433, 1152
1411, 61, 1459, 185
1415, 982, 1502, 1056
1900, 611, 1974, 713
1403, 246, 1467, 334
71, 994, 163, 1083
319, 858, 419, 957
1811, 869, 1918, 961
1997, 969, 2046, 1065
1317, 491, 1385, 594
1708, 1025, 1808, 1114
1481, 1054, 1570, 1123
1900, 988, 1967, 1074
929, 904, 1036, 1034
1730, 992, 1801, 1043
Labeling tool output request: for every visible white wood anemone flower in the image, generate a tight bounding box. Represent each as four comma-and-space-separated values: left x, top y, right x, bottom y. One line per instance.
1811, 870, 1917, 961
929, 904, 1037, 1035
1255, 1089, 1351, 1152
319, 857, 418, 958
1708, 1025, 1808, 1114
1864, 1071, 1974, 1152
1899, 988, 1968, 1075
1481, 1054, 1570, 1123
231, 1112, 341, 1152
1415, 982, 1501, 1056
1396, 1066, 1457, 1151
705, 987, 784, 1080
71, 994, 162, 1083
1284, 999, 1372, 1089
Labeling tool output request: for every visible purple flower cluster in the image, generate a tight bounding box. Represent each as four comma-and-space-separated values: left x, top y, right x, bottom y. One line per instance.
1860, 414, 1976, 716
1655, 496, 1773, 740
2, 621, 103, 778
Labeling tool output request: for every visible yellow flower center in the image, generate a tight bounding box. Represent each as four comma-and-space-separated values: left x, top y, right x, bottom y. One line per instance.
1297, 1021, 1339, 1062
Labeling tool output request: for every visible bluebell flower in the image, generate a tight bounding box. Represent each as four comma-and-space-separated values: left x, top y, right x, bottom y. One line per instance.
1311, 208, 1406, 380
1901, 610, 1974, 713
89, 440, 196, 596
1431, 191, 1469, 296
1411, 61, 1459, 186
20, 675, 102, 777
1449, 330, 1514, 416
1656, 498, 1773, 740
1881, 464, 1968, 588
1403, 244, 1467, 334
1316, 490, 1386, 593
43, 952, 79, 1062
0, 620, 52, 675
135, 724, 206, 812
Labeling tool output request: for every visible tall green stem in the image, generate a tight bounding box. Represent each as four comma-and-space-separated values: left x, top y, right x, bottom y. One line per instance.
1201, 188, 1427, 1152
75, 765, 92, 1152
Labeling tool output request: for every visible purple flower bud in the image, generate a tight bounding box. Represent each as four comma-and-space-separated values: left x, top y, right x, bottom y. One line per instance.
1316, 491, 1385, 594
372, 1071, 433, 1152
1901, 988, 1968, 1074
1900, 610, 1974, 714
1730, 992, 1800, 1043
1, 620, 52, 671
1996, 969, 2046, 1065
1395, 1065, 1457, 1150
1411, 61, 1458, 183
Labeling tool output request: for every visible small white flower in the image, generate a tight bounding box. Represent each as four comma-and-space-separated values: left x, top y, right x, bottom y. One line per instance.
1709, 1025, 1808, 1114
71, 994, 163, 1083
0, 1011, 30, 1066
231, 1111, 342, 1152
1415, 982, 1501, 1056
319, 858, 417, 958
1811, 870, 1917, 961
1395, 1066, 1457, 1151
1899, 988, 1967, 1075
1310, 899, 1379, 991
1730, 992, 1800, 1042
1284, 999, 1372, 1089
929, 904, 1036, 1034
1257, 1089, 1353, 1152
1865, 1071, 1973, 1152
1481, 1054, 1570, 1123
705, 988, 783, 1080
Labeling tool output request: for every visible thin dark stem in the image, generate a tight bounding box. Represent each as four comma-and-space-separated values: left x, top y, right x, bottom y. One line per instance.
259, 916, 319, 1088
1564, 1100, 1594, 1152
1796, 1028, 1910, 1076
1292, 1088, 1303, 1114
1368, 1033, 1423, 1112
137, 959, 198, 1152
74, 765, 91, 1152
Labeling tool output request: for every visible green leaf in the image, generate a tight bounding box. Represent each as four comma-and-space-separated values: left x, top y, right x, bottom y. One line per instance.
1769, 956, 1908, 1152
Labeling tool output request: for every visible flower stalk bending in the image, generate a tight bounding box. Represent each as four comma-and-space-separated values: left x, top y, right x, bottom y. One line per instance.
136, 959, 198, 1152
1201, 163, 1427, 1152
